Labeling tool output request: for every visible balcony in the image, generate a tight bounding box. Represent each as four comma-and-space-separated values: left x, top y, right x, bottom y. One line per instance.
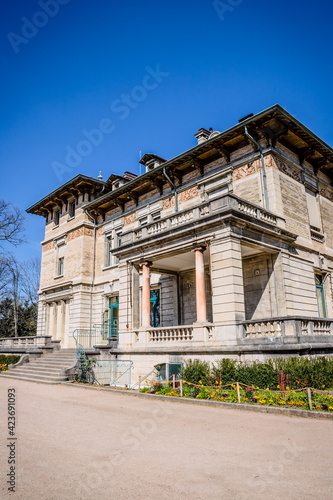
119, 193, 287, 250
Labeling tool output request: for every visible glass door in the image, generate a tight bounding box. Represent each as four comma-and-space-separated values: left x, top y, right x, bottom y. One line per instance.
150, 289, 160, 327
109, 296, 119, 340
315, 274, 326, 318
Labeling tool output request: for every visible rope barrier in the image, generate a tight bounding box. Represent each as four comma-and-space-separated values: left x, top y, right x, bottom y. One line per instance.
143, 378, 333, 397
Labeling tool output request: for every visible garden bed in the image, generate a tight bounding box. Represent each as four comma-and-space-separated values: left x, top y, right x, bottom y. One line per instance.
140, 381, 333, 413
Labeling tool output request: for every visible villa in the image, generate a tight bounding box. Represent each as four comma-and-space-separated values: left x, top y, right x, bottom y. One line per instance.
23, 104, 333, 382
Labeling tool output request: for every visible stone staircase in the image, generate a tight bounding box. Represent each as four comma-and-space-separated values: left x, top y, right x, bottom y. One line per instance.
0, 349, 77, 384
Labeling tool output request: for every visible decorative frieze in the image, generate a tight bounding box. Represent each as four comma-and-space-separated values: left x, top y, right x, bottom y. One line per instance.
232, 160, 261, 181
42, 241, 55, 253
274, 157, 302, 182
124, 213, 136, 226
320, 187, 333, 203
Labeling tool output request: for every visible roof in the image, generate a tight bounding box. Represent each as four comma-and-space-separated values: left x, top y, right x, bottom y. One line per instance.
84, 104, 333, 214
26, 174, 110, 215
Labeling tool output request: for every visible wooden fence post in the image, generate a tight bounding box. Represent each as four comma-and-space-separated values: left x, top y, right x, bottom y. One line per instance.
172, 374, 175, 389
138, 376, 141, 392
307, 388, 312, 410
180, 378, 183, 397
236, 382, 241, 404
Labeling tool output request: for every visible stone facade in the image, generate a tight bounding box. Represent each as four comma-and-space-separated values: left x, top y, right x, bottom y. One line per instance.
27, 105, 333, 382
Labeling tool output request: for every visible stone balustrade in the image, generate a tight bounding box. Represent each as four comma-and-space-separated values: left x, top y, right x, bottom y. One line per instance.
0, 335, 53, 348
148, 326, 193, 342
243, 317, 333, 339
120, 194, 285, 247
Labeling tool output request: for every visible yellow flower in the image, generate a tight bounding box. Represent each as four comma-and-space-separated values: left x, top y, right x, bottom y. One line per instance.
286, 386, 290, 390
277, 385, 280, 389
329, 406, 333, 410
322, 385, 325, 389
266, 388, 269, 391
316, 405, 320, 409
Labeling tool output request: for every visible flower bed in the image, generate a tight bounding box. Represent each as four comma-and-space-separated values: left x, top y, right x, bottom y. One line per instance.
140, 381, 333, 412
0, 355, 20, 372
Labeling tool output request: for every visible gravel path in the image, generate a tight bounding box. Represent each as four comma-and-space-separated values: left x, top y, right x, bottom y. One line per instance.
0, 378, 332, 500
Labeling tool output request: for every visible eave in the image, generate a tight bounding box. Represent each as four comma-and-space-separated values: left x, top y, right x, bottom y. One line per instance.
26, 174, 111, 216
84, 104, 333, 214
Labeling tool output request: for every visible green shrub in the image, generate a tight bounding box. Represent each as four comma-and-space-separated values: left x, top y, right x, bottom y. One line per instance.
182, 359, 211, 385
0, 355, 20, 366
182, 356, 333, 390
0, 355, 21, 372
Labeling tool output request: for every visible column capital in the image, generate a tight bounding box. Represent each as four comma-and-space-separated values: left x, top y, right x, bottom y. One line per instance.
192, 245, 206, 253
139, 260, 152, 268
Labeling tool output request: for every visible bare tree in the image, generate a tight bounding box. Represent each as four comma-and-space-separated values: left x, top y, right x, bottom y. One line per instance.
4, 255, 21, 336
20, 256, 41, 306
0, 200, 25, 247
0, 254, 10, 297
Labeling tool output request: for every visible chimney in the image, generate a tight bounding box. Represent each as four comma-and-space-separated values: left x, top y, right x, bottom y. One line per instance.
194, 127, 211, 145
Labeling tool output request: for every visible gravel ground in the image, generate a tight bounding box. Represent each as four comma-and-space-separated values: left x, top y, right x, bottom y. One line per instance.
0, 378, 332, 500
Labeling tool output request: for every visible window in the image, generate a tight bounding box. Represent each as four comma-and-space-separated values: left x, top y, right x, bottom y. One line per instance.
151, 212, 161, 222
70, 201, 75, 218
55, 210, 60, 226
140, 216, 148, 226
58, 257, 64, 276
106, 235, 113, 267
116, 231, 122, 264
315, 274, 327, 318
306, 189, 321, 230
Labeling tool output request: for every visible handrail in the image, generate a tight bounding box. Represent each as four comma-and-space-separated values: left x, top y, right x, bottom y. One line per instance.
131, 367, 158, 389
109, 361, 133, 387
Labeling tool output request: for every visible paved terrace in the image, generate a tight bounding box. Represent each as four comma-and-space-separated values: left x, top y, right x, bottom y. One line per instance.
0, 379, 332, 500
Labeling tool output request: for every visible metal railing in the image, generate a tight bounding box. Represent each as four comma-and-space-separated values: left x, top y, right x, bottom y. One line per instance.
72, 320, 119, 351
94, 359, 133, 386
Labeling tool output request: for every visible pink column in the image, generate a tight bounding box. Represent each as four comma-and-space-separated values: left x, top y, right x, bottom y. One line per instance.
141, 261, 152, 327
194, 247, 207, 322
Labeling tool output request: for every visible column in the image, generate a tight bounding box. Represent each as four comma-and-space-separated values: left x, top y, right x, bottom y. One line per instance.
194, 247, 207, 322
141, 261, 152, 327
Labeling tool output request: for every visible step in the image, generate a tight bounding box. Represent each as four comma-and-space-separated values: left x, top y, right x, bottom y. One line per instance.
1, 372, 68, 382
4, 368, 64, 377
7, 367, 65, 375
28, 359, 76, 366
0, 373, 66, 384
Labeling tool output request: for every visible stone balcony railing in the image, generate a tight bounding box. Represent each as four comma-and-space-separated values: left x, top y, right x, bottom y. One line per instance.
120, 194, 286, 247
148, 326, 194, 342
133, 323, 213, 346
243, 317, 333, 339
0, 335, 54, 349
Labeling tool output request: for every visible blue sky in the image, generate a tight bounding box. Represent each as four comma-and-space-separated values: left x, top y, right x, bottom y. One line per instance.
1, 0, 333, 261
